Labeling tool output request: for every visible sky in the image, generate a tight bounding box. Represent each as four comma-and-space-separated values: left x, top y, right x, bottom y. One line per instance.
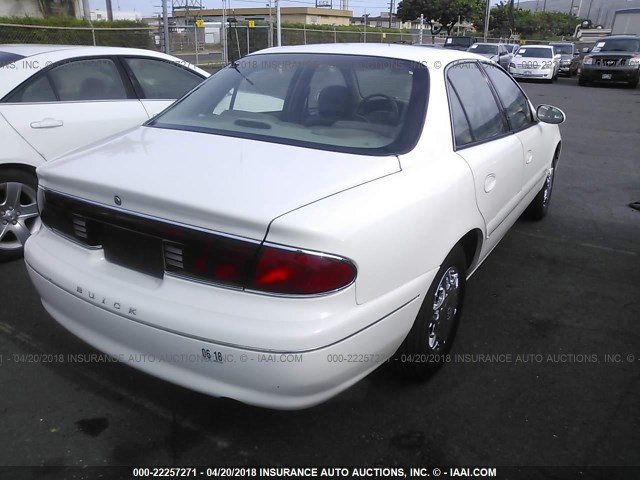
95, 0, 504, 19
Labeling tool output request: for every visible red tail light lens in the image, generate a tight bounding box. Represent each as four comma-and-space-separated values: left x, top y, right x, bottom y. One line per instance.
248, 245, 356, 295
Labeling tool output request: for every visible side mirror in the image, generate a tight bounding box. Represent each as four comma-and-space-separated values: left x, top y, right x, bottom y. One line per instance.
537, 104, 566, 125
582, 47, 590, 53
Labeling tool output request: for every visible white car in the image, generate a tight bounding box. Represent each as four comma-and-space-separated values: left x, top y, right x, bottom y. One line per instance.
0, 45, 208, 260
24, 44, 565, 409
509, 45, 561, 82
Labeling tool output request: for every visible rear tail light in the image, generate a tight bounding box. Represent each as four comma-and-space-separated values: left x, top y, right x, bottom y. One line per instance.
249, 245, 356, 295
172, 239, 356, 295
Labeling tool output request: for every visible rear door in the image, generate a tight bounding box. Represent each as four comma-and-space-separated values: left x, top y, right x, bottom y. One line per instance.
447, 61, 524, 237
0, 57, 148, 160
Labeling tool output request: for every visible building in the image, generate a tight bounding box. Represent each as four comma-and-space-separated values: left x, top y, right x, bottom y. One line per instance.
0, 0, 82, 18
350, 13, 411, 29
91, 9, 143, 21
175, 7, 353, 26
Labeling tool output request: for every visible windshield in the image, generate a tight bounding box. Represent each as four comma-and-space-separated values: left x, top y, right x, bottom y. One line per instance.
0, 51, 25, 68
470, 44, 498, 55
515, 47, 553, 59
551, 44, 573, 55
594, 39, 640, 53
150, 53, 429, 156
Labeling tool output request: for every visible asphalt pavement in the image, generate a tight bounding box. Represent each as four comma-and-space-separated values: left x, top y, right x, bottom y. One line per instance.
0, 74, 639, 478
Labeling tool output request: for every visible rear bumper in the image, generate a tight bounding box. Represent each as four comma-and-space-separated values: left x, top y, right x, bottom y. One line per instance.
24, 227, 429, 409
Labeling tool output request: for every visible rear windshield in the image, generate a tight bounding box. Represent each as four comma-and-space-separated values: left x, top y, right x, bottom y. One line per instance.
550, 44, 573, 55
593, 39, 640, 53
515, 47, 553, 59
470, 44, 498, 54
0, 51, 25, 68
149, 53, 429, 156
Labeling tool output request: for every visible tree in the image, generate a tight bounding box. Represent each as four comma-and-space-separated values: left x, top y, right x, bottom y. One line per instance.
397, 0, 484, 35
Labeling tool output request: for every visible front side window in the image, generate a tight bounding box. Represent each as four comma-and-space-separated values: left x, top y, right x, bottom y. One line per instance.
48, 58, 128, 101
482, 63, 534, 132
124, 57, 203, 99
550, 44, 573, 55
446, 61, 507, 147
150, 54, 429, 156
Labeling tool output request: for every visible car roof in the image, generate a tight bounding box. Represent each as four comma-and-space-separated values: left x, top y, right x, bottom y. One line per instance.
0, 44, 176, 59
249, 43, 485, 65
599, 35, 640, 40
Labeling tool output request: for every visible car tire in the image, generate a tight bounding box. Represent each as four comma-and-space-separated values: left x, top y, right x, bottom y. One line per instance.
0, 169, 41, 262
392, 245, 467, 380
628, 80, 639, 89
525, 154, 558, 221
578, 76, 588, 86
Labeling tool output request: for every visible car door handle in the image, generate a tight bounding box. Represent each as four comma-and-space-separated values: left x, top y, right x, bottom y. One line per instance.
30, 118, 64, 129
484, 174, 496, 193
526, 150, 534, 164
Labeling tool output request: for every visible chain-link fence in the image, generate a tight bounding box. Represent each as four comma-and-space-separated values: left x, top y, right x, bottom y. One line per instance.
0, 22, 155, 49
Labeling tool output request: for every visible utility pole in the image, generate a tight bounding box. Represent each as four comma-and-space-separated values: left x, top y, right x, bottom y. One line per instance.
363, 10, 367, 42
276, 0, 281, 46
388, 0, 394, 29
508, 0, 514, 33
105, 0, 113, 21
162, 0, 170, 54
83, 0, 91, 20
542, 0, 547, 12
483, 0, 490, 42
569, 0, 575, 16
419, 13, 424, 45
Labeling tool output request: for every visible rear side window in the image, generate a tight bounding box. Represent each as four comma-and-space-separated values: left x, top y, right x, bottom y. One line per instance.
5, 75, 57, 103
48, 58, 127, 101
123, 58, 203, 99
447, 62, 507, 147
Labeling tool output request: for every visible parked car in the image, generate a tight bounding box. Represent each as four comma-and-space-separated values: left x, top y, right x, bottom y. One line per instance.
509, 45, 561, 82
549, 42, 580, 76
504, 43, 520, 55
468, 42, 513, 69
443, 36, 476, 51
25, 44, 565, 410
0, 45, 209, 260
579, 35, 640, 88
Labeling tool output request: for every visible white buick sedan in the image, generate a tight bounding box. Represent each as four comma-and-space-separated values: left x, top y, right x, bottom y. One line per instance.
0, 45, 208, 260
25, 44, 565, 409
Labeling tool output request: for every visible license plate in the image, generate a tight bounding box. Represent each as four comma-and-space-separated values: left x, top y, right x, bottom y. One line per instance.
524, 71, 531, 75
602, 74, 612, 80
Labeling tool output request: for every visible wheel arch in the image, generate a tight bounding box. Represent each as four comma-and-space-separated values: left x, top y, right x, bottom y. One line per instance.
458, 228, 483, 272
0, 163, 38, 177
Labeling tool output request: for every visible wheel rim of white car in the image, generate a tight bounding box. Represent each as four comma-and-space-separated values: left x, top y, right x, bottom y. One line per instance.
543, 167, 555, 206
0, 182, 41, 251
429, 267, 461, 351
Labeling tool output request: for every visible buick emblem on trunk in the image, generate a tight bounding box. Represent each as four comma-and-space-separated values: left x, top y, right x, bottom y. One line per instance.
114, 195, 122, 206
